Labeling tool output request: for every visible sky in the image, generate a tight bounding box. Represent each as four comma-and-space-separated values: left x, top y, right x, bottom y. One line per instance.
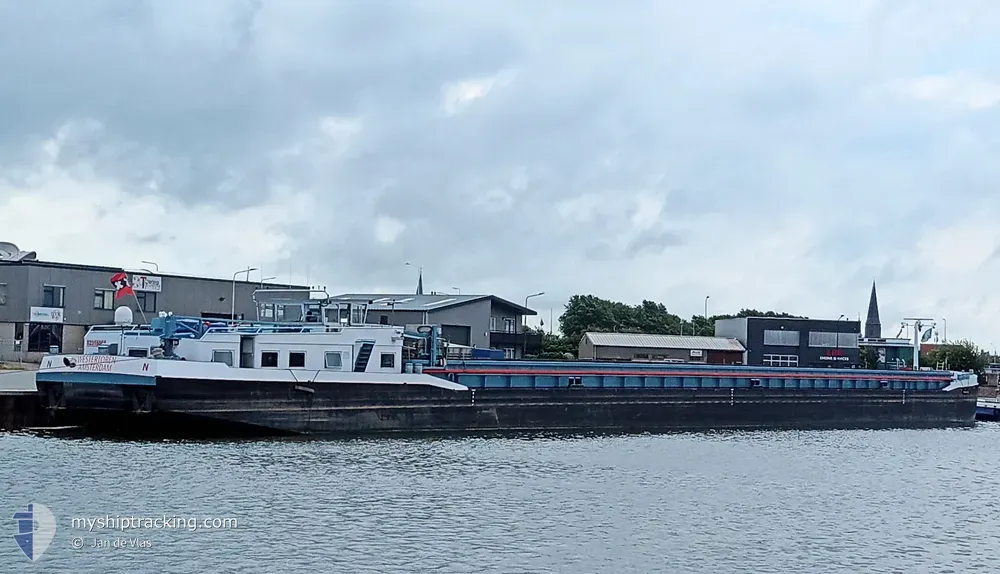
2, 0, 1000, 346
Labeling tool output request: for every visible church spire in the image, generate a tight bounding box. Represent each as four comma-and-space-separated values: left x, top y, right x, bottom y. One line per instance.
416, 267, 424, 295
865, 280, 881, 338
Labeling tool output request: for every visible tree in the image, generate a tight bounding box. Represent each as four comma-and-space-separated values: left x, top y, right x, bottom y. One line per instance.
557, 294, 801, 345
538, 333, 577, 359
920, 339, 988, 375
859, 346, 878, 370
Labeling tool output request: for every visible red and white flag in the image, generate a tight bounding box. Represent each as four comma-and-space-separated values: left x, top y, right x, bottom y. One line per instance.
110, 272, 134, 299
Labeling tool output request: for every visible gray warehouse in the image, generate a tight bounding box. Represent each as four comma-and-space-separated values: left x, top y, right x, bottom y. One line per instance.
0, 252, 304, 362
332, 293, 540, 359
578, 332, 746, 364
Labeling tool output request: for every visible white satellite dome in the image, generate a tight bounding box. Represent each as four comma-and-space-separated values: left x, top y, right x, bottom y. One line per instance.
114, 306, 134, 326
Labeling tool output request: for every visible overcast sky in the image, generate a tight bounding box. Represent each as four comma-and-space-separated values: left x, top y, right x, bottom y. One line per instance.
1, 0, 999, 345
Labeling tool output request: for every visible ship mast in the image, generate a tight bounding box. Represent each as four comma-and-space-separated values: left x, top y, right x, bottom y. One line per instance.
901, 317, 935, 369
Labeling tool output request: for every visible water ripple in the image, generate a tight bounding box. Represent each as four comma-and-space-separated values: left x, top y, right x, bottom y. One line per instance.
1, 425, 999, 573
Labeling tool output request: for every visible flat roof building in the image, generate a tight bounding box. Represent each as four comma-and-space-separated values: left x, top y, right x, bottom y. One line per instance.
0, 248, 304, 362
715, 316, 861, 368
578, 332, 746, 364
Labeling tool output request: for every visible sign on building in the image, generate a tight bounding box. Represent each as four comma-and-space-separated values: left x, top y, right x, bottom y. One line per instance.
29, 306, 64, 324
132, 275, 162, 292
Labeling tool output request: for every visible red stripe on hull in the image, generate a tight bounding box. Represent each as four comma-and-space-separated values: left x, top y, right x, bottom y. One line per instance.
423, 368, 952, 382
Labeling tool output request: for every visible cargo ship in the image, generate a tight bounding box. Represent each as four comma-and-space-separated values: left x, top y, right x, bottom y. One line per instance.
33, 291, 979, 437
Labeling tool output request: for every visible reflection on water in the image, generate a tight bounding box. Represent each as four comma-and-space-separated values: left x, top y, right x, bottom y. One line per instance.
2, 425, 1000, 573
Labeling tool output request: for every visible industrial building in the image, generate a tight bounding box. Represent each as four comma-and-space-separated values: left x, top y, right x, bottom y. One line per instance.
715, 316, 862, 368
0, 246, 303, 362
577, 332, 746, 364
331, 292, 540, 359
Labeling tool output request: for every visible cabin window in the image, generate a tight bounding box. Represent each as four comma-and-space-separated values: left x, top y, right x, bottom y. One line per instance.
380, 353, 395, 368
260, 351, 279, 368
289, 352, 306, 368
212, 350, 234, 367
127, 348, 148, 358
325, 352, 343, 369
379, 314, 389, 325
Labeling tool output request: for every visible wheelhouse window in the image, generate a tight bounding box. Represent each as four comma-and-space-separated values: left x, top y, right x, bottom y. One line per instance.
42, 285, 65, 308
260, 351, 279, 368
289, 352, 306, 368
325, 352, 343, 369
212, 350, 234, 367
126, 348, 148, 357
380, 353, 395, 368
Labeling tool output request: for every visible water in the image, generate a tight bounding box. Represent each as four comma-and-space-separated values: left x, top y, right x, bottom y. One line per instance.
3, 425, 1000, 573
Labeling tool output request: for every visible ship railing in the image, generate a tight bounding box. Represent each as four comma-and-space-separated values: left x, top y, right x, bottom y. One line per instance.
202, 323, 331, 336
199, 321, 401, 336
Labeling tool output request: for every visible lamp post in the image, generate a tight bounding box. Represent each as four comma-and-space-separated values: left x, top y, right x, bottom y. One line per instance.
523, 292, 545, 359
835, 314, 846, 368
941, 317, 947, 342
452, 287, 461, 295
141, 260, 159, 273
231, 267, 257, 320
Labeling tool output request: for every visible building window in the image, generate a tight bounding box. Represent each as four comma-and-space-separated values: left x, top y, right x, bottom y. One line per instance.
504, 348, 515, 359
503, 317, 515, 333
134, 292, 156, 313
763, 329, 799, 346
762, 354, 799, 367
212, 350, 234, 366
289, 351, 306, 368
260, 351, 278, 368
94, 289, 115, 310
490, 316, 497, 331
27, 323, 63, 353
325, 352, 343, 369
809, 331, 859, 348
0, 282, 7, 306
836, 333, 859, 348
380, 353, 395, 368
42, 285, 65, 308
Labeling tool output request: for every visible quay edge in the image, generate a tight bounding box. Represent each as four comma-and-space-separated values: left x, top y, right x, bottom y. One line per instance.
0, 370, 50, 431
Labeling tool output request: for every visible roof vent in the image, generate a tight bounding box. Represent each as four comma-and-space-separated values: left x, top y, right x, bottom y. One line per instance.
0, 242, 37, 262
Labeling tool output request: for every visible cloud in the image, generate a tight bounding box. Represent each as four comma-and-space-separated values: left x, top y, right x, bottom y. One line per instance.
888, 72, 1000, 110
2, 0, 1000, 345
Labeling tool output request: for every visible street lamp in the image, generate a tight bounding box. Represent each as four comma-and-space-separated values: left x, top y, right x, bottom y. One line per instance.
452, 287, 461, 295
141, 260, 159, 273
835, 314, 847, 367
522, 292, 545, 359
704, 295, 710, 319
231, 267, 257, 320
941, 317, 947, 342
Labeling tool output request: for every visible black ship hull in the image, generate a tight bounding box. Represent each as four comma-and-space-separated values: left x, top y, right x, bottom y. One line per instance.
36, 377, 978, 438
